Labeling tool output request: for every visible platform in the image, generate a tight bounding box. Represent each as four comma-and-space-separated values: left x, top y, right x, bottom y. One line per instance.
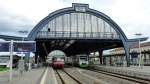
90, 65, 150, 80
0, 67, 58, 84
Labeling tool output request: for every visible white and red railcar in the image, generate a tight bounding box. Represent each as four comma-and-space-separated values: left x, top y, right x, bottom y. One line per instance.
52, 57, 65, 69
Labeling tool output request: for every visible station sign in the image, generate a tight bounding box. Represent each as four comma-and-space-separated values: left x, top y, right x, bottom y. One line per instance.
0, 42, 10, 52
13, 41, 36, 52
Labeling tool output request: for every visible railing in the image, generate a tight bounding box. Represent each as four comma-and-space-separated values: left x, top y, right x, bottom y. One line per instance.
143, 59, 150, 65
36, 31, 120, 39
0, 59, 9, 63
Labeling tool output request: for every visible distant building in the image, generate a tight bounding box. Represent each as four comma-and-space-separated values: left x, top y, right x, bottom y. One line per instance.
0, 55, 21, 67
0, 55, 10, 67
103, 42, 150, 66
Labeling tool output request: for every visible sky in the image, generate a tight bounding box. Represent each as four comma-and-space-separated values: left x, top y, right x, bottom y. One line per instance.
0, 0, 150, 40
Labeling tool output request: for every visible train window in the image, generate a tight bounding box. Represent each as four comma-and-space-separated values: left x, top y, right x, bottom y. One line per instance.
53, 58, 64, 61
80, 57, 87, 61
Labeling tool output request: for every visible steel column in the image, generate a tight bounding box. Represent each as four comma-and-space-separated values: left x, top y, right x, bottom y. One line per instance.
35, 52, 38, 64
124, 43, 130, 67
99, 50, 103, 64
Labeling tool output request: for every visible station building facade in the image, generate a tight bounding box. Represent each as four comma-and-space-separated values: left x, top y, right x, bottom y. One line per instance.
104, 42, 150, 66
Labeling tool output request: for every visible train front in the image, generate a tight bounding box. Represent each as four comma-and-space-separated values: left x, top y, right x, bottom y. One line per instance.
52, 57, 65, 69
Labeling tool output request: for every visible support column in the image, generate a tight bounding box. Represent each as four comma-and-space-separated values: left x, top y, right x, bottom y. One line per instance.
109, 56, 112, 65
43, 55, 46, 62
35, 52, 38, 64
144, 53, 146, 66
124, 44, 130, 67
45, 55, 47, 62
99, 50, 103, 64
103, 57, 106, 65
39, 55, 43, 63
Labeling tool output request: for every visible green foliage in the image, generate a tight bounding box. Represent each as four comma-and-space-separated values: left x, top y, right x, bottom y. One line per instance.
0, 66, 9, 71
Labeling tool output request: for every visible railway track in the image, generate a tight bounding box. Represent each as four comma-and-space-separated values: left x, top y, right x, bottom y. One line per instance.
55, 69, 82, 84
87, 68, 150, 84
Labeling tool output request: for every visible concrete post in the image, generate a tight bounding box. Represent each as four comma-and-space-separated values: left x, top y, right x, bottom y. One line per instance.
10, 40, 13, 81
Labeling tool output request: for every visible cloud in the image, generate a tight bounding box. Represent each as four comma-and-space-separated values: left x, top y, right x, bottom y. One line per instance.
100, 0, 150, 39
60, 0, 150, 40
0, 0, 68, 36
0, 9, 34, 36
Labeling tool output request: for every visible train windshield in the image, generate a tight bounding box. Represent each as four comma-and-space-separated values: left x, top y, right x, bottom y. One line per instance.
53, 58, 64, 61
57, 58, 64, 61
80, 57, 87, 61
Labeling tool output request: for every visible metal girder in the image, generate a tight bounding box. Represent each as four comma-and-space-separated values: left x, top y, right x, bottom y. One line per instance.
0, 35, 23, 41
63, 40, 75, 50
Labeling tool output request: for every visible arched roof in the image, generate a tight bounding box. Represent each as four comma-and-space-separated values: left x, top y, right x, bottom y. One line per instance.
48, 50, 66, 57
0, 35, 22, 41
27, 3, 128, 43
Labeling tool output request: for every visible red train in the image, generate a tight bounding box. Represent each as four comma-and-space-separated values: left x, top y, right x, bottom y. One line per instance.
52, 57, 65, 69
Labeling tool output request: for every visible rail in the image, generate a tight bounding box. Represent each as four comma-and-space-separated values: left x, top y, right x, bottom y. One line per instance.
55, 69, 82, 84
87, 68, 150, 84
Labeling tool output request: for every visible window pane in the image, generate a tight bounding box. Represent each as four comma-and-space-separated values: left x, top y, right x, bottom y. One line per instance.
38, 12, 119, 39
63, 14, 70, 37
78, 13, 84, 37
85, 14, 91, 37
71, 13, 77, 37
56, 16, 63, 31
91, 15, 97, 37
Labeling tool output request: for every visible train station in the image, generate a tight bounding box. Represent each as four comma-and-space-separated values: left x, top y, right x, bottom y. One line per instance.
0, 2, 150, 84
